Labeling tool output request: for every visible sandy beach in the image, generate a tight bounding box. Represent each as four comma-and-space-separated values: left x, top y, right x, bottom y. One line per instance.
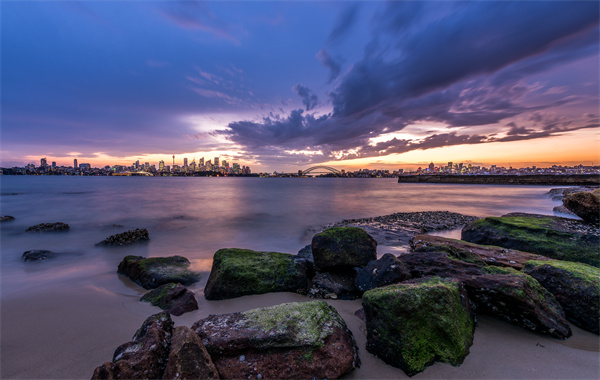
2, 267, 598, 380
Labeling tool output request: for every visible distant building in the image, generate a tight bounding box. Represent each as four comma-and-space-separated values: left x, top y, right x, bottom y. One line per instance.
184, 158, 188, 168
159, 160, 165, 171
428, 162, 435, 172
214, 157, 219, 168
74, 158, 78, 169
41, 157, 47, 167
52, 161, 56, 168
79, 163, 91, 170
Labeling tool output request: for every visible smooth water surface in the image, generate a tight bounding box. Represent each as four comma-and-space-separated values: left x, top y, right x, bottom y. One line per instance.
1, 176, 566, 298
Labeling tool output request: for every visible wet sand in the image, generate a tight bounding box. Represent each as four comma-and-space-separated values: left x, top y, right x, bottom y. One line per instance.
1, 271, 599, 379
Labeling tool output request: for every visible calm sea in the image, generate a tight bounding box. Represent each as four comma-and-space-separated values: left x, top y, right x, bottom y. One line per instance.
0, 176, 567, 298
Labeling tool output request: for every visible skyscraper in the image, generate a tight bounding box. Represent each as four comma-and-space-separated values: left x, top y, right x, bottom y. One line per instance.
184, 158, 188, 168
40, 157, 47, 167
74, 158, 78, 169
214, 157, 219, 168
159, 160, 165, 171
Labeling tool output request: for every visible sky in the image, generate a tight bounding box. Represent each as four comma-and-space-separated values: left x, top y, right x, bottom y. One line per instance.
1, 1, 599, 173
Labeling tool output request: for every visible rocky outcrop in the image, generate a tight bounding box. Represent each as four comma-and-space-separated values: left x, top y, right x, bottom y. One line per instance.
309, 270, 360, 300
410, 234, 550, 270
362, 277, 474, 377
163, 326, 219, 380
25, 222, 69, 232
140, 283, 199, 316
204, 248, 308, 300
461, 213, 600, 267
118, 255, 200, 290
92, 312, 173, 379
562, 189, 600, 225
311, 227, 377, 271
355, 253, 411, 292
399, 251, 486, 280
0, 215, 15, 222
524, 260, 600, 334
96, 228, 150, 246
192, 300, 360, 379
462, 269, 571, 339
22, 249, 56, 262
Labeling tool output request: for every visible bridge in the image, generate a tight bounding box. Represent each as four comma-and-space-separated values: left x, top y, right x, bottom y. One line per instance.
301, 166, 341, 176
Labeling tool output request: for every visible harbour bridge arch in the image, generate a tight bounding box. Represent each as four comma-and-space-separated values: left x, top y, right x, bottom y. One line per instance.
302, 166, 341, 175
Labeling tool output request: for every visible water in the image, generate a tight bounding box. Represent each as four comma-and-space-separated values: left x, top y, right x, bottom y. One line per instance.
0, 176, 567, 298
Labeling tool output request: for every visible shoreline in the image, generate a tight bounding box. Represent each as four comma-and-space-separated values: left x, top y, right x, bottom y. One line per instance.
398, 174, 600, 186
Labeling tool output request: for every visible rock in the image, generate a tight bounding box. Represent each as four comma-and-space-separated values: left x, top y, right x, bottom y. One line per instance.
311, 227, 377, 271
162, 326, 219, 380
192, 300, 360, 379
355, 253, 411, 292
523, 260, 600, 334
96, 228, 150, 246
362, 277, 474, 377
309, 270, 360, 300
118, 255, 200, 290
92, 312, 173, 380
563, 189, 600, 225
25, 222, 69, 232
140, 283, 199, 316
409, 234, 550, 270
462, 268, 571, 339
461, 213, 600, 267
204, 248, 308, 300
22, 249, 56, 262
553, 205, 576, 216
0, 215, 15, 222
398, 251, 486, 280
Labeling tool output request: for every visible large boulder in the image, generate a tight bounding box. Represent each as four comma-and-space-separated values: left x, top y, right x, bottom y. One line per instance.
399, 251, 486, 280
118, 255, 200, 289
309, 269, 360, 299
192, 300, 360, 379
311, 227, 377, 271
0, 215, 15, 222
462, 268, 571, 339
92, 312, 173, 379
163, 326, 219, 380
362, 277, 474, 377
410, 234, 550, 269
563, 189, 600, 225
140, 283, 199, 316
96, 228, 150, 246
461, 214, 600, 267
204, 248, 308, 300
355, 253, 411, 292
22, 249, 56, 262
524, 260, 600, 334
25, 222, 69, 232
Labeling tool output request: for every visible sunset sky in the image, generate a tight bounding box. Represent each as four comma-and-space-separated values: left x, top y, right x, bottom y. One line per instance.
2, 1, 599, 172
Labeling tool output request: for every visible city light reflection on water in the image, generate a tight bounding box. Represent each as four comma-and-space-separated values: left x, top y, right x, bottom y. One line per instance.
1, 176, 566, 298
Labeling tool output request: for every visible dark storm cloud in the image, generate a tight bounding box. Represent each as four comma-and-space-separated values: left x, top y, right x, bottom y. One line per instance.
292, 84, 319, 111
222, 1, 598, 164
327, 4, 359, 45
316, 49, 342, 83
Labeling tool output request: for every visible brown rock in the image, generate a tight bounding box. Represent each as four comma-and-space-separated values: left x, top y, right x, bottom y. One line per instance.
162, 326, 219, 380
563, 189, 600, 225
140, 283, 198, 316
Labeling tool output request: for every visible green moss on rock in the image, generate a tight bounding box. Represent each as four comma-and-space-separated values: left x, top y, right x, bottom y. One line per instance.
204, 248, 308, 300
362, 277, 474, 376
462, 216, 600, 267
311, 227, 377, 271
118, 255, 200, 289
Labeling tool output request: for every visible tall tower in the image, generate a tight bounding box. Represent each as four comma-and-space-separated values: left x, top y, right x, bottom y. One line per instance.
214, 157, 219, 168
74, 158, 78, 169
40, 157, 47, 167
184, 158, 188, 168
172, 155, 175, 166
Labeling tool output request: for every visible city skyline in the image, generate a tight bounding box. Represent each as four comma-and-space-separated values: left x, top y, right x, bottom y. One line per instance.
2, 1, 599, 172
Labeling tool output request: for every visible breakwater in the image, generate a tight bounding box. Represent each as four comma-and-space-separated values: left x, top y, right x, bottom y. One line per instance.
398, 174, 599, 186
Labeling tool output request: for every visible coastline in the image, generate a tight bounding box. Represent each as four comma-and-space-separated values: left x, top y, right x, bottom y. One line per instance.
398, 174, 600, 186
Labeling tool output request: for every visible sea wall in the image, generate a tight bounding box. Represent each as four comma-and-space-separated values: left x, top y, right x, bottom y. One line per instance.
398, 174, 600, 186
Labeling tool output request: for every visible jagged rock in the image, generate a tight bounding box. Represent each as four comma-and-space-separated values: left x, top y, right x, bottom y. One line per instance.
355, 253, 411, 292
96, 228, 150, 246
140, 283, 199, 316
0, 215, 15, 222
462, 268, 571, 339
563, 189, 600, 225
399, 251, 486, 280
309, 269, 360, 300
162, 326, 219, 380
204, 248, 308, 300
92, 312, 173, 380
409, 234, 550, 270
192, 300, 360, 379
362, 277, 474, 377
22, 249, 56, 261
118, 255, 200, 290
311, 227, 377, 271
25, 222, 69, 232
461, 213, 600, 267
524, 260, 600, 334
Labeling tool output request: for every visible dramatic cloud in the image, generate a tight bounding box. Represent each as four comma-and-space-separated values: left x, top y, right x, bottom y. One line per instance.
327, 4, 359, 45
292, 84, 319, 111
316, 49, 342, 83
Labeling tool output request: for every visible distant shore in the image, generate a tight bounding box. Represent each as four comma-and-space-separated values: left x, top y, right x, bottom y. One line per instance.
398, 174, 600, 186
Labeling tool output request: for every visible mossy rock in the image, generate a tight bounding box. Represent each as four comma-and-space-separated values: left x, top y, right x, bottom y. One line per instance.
204, 248, 309, 300
524, 260, 600, 334
192, 300, 360, 379
461, 215, 600, 267
563, 189, 600, 225
140, 283, 198, 316
311, 227, 377, 271
118, 255, 200, 289
362, 277, 474, 377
